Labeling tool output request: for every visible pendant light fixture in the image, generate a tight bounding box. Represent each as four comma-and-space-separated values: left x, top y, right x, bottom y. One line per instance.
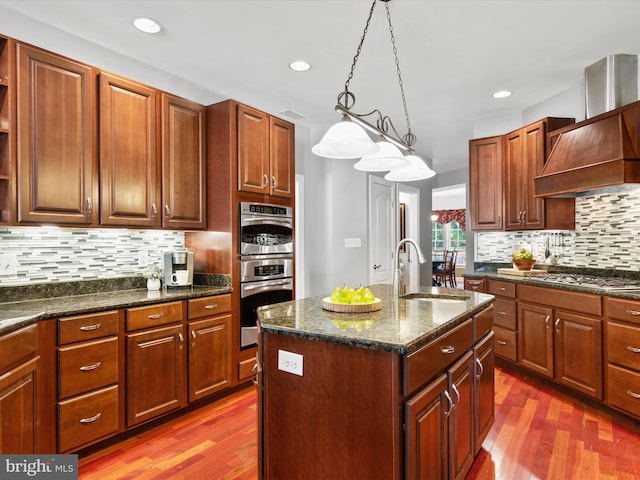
312, 0, 435, 180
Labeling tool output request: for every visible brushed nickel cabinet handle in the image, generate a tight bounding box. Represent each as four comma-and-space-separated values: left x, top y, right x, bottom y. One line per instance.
627, 345, 640, 354
271, 176, 277, 188
626, 309, 640, 316
468, 281, 482, 286
475, 358, 484, 379
496, 311, 506, 315
151, 203, 157, 219
80, 413, 102, 424
443, 390, 453, 417
627, 389, 640, 399
497, 340, 507, 345
497, 287, 506, 292
263, 174, 269, 188
79, 362, 101, 371
148, 313, 165, 320
451, 383, 461, 409
251, 363, 259, 386
86, 197, 93, 216
441, 345, 455, 354
164, 204, 170, 219
204, 304, 219, 310
544, 315, 550, 328
555, 318, 561, 334
79, 323, 101, 331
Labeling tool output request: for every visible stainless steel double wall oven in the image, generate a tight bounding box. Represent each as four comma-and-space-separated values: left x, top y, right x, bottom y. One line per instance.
239, 202, 293, 348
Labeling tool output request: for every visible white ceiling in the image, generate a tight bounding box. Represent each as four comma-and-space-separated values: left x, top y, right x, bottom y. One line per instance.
1, 0, 640, 174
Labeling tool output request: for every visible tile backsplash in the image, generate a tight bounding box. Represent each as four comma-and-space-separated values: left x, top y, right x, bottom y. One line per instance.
476, 187, 640, 271
0, 227, 185, 285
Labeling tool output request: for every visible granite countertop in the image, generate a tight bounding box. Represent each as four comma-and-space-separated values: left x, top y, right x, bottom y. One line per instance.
464, 268, 640, 300
257, 284, 494, 354
0, 274, 232, 336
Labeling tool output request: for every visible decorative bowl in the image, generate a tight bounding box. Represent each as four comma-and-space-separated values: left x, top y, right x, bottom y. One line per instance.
513, 259, 536, 271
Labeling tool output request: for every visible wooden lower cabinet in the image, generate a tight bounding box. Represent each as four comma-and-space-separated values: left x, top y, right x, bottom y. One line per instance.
518, 301, 554, 378
448, 351, 475, 480
473, 332, 495, 455
126, 324, 186, 427
188, 315, 232, 402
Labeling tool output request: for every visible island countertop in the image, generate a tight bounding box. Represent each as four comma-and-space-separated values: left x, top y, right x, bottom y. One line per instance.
257, 283, 494, 354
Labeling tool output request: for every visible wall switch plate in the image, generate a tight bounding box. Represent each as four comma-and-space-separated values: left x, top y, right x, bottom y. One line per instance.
345, 237, 361, 248
0, 253, 18, 277
278, 350, 303, 376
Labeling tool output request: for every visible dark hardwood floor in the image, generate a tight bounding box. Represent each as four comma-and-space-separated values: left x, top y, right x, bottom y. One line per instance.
79, 364, 640, 479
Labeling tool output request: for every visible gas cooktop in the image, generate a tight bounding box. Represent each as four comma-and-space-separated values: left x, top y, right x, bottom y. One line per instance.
536, 273, 640, 291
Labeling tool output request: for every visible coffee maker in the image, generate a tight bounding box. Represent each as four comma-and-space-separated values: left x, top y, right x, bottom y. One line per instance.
163, 246, 194, 288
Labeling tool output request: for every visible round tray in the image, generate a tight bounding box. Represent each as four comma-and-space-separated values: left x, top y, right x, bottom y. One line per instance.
321, 297, 382, 313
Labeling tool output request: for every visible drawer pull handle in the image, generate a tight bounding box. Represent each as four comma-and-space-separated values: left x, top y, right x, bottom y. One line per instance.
441, 345, 455, 354
627, 389, 640, 399
497, 340, 507, 345
627, 345, 640, 354
79, 323, 101, 331
148, 313, 165, 320
80, 362, 101, 371
497, 287, 506, 292
626, 309, 640, 316
496, 311, 506, 315
204, 304, 219, 310
80, 413, 102, 424
469, 281, 481, 286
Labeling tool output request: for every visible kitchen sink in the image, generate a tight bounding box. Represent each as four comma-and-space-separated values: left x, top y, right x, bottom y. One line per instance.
399, 293, 470, 303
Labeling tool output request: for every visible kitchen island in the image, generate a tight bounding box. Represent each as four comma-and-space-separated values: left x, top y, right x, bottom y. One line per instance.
257, 284, 495, 480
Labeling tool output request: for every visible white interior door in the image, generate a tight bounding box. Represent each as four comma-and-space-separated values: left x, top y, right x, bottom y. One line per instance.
398, 185, 421, 294
368, 176, 396, 285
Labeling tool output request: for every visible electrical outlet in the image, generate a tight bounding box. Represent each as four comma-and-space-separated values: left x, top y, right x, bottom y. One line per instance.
138, 250, 149, 267
278, 350, 303, 376
489, 246, 497, 256
0, 253, 18, 276
345, 237, 361, 248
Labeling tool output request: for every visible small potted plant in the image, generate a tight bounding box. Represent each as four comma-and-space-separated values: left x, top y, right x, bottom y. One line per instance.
143, 264, 163, 291
511, 247, 536, 271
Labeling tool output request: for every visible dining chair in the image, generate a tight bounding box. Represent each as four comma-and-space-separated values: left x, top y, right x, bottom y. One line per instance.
434, 250, 457, 287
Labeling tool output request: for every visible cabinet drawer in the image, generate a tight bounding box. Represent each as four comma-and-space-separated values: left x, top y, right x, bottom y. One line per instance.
493, 298, 516, 330
487, 280, 516, 298
126, 301, 183, 331
404, 320, 473, 396
58, 337, 118, 400
606, 297, 640, 326
607, 364, 640, 419
474, 306, 494, 341
464, 278, 485, 293
58, 385, 119, 453
607, 321, 640, 371
0, 324, 37, 372
58, 310, 119, 345
188, 294, 231, 320
493, 326, 517, 362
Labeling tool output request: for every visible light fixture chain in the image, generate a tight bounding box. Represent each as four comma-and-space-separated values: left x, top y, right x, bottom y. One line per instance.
343, 0, 378, 95
385, 1, 412, 139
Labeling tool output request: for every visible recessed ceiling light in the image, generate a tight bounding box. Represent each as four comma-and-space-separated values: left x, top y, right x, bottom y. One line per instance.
133, 17, 162, 34
289, 60, 311, 72
493, 90, 512, 99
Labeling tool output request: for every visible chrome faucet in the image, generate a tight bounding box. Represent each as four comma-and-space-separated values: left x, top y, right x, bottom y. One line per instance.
393, 238, 426, 297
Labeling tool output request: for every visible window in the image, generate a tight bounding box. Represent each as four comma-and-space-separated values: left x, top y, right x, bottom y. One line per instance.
432, 220, 466, 266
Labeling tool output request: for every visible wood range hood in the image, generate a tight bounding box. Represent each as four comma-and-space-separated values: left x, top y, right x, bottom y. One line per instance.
534, 100, 640, 197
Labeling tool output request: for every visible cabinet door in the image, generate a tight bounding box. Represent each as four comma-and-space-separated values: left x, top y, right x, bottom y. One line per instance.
237, 104, 269, 195
448, 351, 474, 480
518, 301, 554, 378
521, 121, 546, 229
269, 116, 294, 198
469, 136, 502, 230
188, 314, 231, 402
555, 310, 603, 399
0, 357, 37, 453
17, 44, 96, 225
473, 332, 495, 455
405, 374, 449, 480
99, 72, 160, 227
161, 94, 206, 229
504, 130, 525, 230
126, 324, 185, 427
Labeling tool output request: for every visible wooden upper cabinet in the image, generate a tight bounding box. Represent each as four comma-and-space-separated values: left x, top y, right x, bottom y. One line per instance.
16, 43, 97, 225
237, 104, 294, 198
269, 116, 294, 198
469, 135, 503, 231
99, 72, 160, 227
161, 94, 206, 229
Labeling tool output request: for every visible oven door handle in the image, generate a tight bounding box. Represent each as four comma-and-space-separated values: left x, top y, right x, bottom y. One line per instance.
241, 280, 293, 297
241, 217, 292, 229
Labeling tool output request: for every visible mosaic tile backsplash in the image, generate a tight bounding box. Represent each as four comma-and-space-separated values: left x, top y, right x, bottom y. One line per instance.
476, 187, 640, 272
0, 227, 186, 285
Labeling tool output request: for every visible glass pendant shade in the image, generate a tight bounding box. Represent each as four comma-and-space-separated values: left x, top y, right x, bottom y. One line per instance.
384, 154, 436, 181
353, 141, 411, 172
312, 120, 379, 159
